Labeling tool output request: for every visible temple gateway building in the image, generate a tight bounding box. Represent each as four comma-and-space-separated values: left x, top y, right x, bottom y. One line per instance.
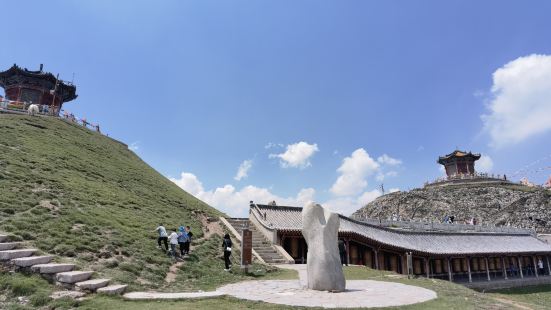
223, 203, 551, 289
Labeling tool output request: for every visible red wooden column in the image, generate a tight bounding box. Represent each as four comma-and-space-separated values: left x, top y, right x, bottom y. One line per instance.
374, 250, 379, 270
547, 256, 551, 276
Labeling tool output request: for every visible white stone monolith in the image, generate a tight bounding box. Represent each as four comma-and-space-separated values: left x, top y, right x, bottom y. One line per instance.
302, 203, 346, 292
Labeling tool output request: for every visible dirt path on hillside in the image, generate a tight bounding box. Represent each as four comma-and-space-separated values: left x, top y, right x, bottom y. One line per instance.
490, 296, 535, 310
164, 215, 223, 284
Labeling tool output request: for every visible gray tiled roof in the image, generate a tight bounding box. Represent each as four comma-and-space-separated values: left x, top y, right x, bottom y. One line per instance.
252, 204, 551, 256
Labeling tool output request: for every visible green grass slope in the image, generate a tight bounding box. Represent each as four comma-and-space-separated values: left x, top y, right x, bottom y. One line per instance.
0, 114, 223, 288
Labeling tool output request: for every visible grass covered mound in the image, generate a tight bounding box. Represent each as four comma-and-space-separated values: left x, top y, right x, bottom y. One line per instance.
0, 115, 222, 289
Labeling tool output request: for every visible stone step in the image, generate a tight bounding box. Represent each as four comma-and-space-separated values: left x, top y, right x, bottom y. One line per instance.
56, 271, 94, 284
32, 263, 75, 274
75, 278, 110, 291
97, 284, 128, 295
254, 249, 277, 253
0, 235, 7, 242
0, 249, 36, 260
12, 255, 54, 267
0, 242, 20, 251
259, 255, 283, 260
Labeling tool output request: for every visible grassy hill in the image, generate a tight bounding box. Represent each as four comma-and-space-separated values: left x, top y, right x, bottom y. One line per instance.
0, 114, 225, 288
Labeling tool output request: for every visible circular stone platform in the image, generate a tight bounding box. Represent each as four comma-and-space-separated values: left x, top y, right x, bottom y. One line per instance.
217, 280, 437, 308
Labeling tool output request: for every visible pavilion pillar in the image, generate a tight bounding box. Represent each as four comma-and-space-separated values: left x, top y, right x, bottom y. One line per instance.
518, 256, 524, 279
374, 250, 379, 270
424, 258, 430, 278
346, 239, 351, 266
401, 254, 407, 275
502, 257, 508, 280
485, 257, 491, 281
467, 257, 472, 283
301, 239, 306, 264
447, 258, 453, 282
533, 256, 539, 278
547, 256, 551, 276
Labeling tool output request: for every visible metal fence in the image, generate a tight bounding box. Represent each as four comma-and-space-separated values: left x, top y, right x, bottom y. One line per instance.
0, 99, 102, 134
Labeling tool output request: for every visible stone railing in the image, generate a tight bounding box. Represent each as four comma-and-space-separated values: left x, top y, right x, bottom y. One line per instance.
351, 215, 535, 235
425, 173, 512, 187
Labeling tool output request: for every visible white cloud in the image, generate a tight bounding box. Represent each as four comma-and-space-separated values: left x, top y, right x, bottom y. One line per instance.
476, 154, 494, 173
356, 190, 383, 206
330, 148, 380, 196
482, 54, 551, 148
129, 141, 140, 152
324, 189, 382, 216
170, 172, 205, 196
170, 171, 316, 217
234, 159, 253, 181
264, 142, 284, 149
375, 170, 398, 182
270, 141, 319, 169
377, 154, 402, 166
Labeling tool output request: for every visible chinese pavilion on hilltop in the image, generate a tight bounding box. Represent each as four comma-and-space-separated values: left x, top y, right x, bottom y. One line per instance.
0, 64, 77, 111
438, 150, 481, 178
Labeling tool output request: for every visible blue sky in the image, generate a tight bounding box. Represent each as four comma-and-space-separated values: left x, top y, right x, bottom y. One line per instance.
2, 1, 551, 216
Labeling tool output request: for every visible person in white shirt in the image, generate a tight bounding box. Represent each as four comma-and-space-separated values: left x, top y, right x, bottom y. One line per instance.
155, 223, 168, 251
538, 258, 545, 275
168, 228, 179, 258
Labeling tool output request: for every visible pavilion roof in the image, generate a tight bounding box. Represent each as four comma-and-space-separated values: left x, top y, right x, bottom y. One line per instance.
0, 64, 77, 102
252, 204, 551, 256
438, 150, 481, 164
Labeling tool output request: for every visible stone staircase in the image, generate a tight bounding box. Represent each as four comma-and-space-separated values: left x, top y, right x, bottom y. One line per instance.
0, 234, 127, 297
224, 218, 289, 264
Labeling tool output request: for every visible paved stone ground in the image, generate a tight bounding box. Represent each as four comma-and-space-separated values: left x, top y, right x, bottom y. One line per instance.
124, 291, 224, 300
124, 264, 437, 308
217, 279, 436, 308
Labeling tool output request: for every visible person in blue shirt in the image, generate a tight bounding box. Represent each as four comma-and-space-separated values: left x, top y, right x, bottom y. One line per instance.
177, 226, 189, 256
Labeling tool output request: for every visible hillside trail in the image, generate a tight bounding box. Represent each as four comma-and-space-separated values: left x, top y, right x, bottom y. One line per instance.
489, 296, 535, 310
164, 214, 223, 283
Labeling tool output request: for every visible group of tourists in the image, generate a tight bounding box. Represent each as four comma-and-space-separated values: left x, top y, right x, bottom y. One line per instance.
154, 224, 193, 259
155, 223, 235, 271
